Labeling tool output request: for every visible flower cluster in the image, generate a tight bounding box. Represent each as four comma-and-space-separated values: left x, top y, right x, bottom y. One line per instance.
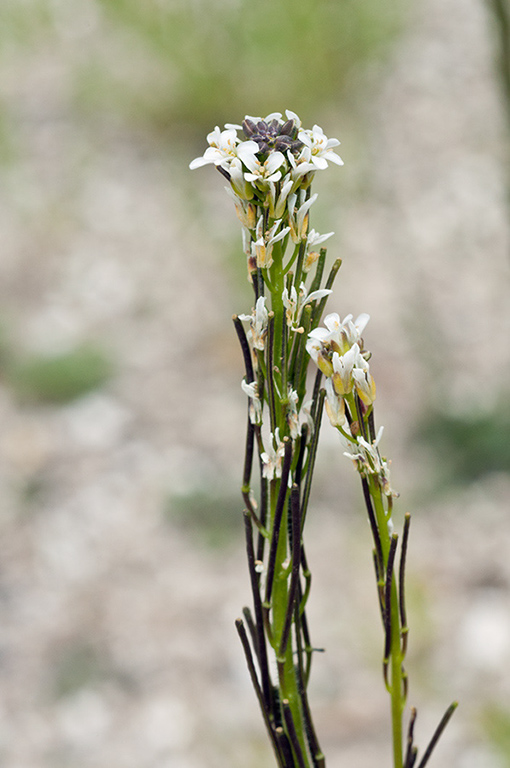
190, 111, 343, 273
307, 312, 397, 499
191, 110, 455, 767
343, 427, 396, 500
306, 312, 375, 427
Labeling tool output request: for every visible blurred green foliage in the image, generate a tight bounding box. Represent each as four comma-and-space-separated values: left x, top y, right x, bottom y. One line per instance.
480, 704, 510, 766
95, 0, 404, 134
166, 487, 241, 548
52, 643, 104, 699
0, 0, 404, 142
0, 0, 52, 48
5, 345, 113, 404
417, 402, 510, 486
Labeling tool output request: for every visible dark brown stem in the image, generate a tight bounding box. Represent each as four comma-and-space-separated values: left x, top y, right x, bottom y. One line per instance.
416, 702, 458, 768
383, 533, 399, 686
399, 513, 411, 657
235, 618, 285, 767
361, 477, 384, 578
233, 315, 255, 382
300, 389, 326, 532
282, 700, 307, 768
294, 603, 325, 768
243, 511, 272, 710
404, 707, 418, 768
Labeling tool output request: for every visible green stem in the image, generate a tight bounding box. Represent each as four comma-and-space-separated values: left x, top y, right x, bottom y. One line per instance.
269, 482, 311, 766
369, 478, 404, 768
262, 219, 321, 766
389, 578, 404, 768
269, 242, 286, 407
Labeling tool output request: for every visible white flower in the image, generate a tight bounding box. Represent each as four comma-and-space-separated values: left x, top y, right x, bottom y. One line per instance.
237, 142, 286, 184
307, 311, 371, 379
261, 428, 286, 481
298, 125, 344, 169
241, 227, 252, 256
310, 290, 329, 309
343, 427, 396, 497
282, 285, 298, 326
285, 109, 302, 128
287, 192, 317, 243
303, 229, 335, 272
331, 345, 358, 396
241, 379, 262, 424
268, 176, 294, 219
244, 112, 283, 124
323, 312, 370, 351
324, 377, 346, 427
252, 217, 290, 269
189, 127, 240, 170
308, 312, 370, 359
286, 388, 300, 439
301, 399, 314, 439
286, 148, 316, 182
242, 111, 301, 130
306, 332, 334, 377
228, 158, 255, 200
225, 186, 257, 228
282, 282, 332, 330
344, 426, 383, 470
307, 228, 334, 248
352, 366, 376, 406
239, 296, 269, 350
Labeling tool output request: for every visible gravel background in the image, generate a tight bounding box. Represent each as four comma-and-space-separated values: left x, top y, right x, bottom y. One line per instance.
1, 0, 510, 766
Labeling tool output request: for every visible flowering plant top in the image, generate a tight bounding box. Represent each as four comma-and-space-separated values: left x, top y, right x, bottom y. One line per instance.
189, 110, 343, 185
189, 109, 457, 768
190, 111, 343, 273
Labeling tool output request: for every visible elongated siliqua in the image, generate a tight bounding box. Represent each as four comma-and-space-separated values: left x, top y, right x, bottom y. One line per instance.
190, 111, 457, 768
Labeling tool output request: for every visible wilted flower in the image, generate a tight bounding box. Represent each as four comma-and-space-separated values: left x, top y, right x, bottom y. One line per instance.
239, 296, 269, 350
286, 388, 300, 438
241, 379, 263, 424
288, 192, 317, 243
252, 217, 290, 269
268, 177, 294, 219
261, 428, 286, 481
324, 377, 346, 427
331, 344, 358, 396
343, 427, 397, 498
352, 366, 376, 407
306, 228, 334, 249
282, 282, 332, 330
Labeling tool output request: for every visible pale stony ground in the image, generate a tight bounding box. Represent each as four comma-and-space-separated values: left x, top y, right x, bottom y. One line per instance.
1, 0, 510, 767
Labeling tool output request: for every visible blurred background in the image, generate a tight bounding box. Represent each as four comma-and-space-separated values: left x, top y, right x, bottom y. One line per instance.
1, 0, 510, 766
